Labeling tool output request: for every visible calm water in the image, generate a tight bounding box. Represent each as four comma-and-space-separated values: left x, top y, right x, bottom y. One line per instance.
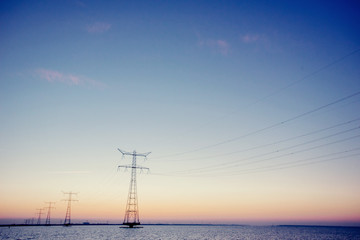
0, 225, 359, 240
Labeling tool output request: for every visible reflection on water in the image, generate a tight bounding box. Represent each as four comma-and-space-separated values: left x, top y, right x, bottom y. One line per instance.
0, 225, 359, 240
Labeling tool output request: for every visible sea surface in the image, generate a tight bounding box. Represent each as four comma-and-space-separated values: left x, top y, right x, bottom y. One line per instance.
0, 225, 359, 240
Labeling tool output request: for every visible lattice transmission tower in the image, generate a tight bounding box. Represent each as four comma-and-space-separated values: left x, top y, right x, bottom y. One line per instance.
118, 148, 150, 228
44, 201, 56, 225
62, 191, 78, 226
35, 208, 44, 225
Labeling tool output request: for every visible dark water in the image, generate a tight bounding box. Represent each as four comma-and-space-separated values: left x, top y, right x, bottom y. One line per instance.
0, 225, 359, 240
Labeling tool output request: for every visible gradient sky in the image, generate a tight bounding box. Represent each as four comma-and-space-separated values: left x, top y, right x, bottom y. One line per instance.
1, 0, 360, 226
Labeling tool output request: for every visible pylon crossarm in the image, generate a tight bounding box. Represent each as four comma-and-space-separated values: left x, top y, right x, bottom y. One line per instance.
135, 165, 149, 170
118, 148, 151, 157
118, 165, 149, 170
118, 166, 149, 174
135, 152, 151, 157
118, 148, 132, 155
118, 165, 132, 169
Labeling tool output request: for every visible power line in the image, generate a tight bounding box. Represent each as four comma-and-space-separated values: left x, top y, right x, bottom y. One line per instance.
157, 90, 360, 159
199, 150, 360, 177
164, 117, 360, 162
228, 147, 360, 176
154, 148, 360, 178
245, 48, 360, 108
258, 152, 360, 174
156, 133, 360, 177
156, 47, 360, 156
220, 134, 360, 170
163, 125, 360, 175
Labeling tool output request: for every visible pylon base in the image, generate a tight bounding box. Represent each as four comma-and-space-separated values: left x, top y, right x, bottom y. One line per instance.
123, 222, 140, 228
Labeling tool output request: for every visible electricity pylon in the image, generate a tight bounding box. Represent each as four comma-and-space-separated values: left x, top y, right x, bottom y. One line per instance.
62, 191, 78, 226
118, 148, 150, 228
44, 201, 56, 225
35, 208, 44, 225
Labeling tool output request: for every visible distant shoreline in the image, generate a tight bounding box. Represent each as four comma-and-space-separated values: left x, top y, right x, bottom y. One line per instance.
0, 223, 359, 228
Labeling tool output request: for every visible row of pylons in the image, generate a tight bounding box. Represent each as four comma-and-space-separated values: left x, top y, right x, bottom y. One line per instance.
24, 191, 78, 226
23, 148, 149, 228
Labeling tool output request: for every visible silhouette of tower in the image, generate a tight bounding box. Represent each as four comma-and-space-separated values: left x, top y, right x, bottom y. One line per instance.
36, 208, 44, 225
44, 201, 56, 225
118, 148, 150, 228
62, 191, 78, 226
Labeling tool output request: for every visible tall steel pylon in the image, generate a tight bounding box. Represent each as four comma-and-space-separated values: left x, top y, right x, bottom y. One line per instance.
44, 201, 56, 225
118, 148, 150, 228
35, 208, 44, 225
62, 191, 78, 226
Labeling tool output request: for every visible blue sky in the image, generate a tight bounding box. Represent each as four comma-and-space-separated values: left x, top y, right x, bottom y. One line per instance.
1, 1, 360, 225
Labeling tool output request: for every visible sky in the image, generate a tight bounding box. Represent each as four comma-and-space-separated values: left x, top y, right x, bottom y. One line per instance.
1, 0, 360, 226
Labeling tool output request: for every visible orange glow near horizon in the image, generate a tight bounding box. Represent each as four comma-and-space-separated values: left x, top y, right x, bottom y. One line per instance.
1, 170, 360, 226
2, 194, 359, 226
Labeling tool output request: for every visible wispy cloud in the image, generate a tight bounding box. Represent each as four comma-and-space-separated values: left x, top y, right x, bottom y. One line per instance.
240, 32, 284, 53
199, 39, 230, 55
241, 34, 260, 43
47, 170, 92, 175
35, 68, 106, 88
75, 0, 86, 8
86, 22, 111, 33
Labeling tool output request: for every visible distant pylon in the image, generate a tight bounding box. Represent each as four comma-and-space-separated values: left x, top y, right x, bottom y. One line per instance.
118, 148, 150, 228
36, 208, 44, 225
62, 191, 78, 226
44, 201, 56, 225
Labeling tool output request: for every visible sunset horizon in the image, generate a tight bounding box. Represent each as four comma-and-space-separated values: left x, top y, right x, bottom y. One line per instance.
1, 1, 360, 236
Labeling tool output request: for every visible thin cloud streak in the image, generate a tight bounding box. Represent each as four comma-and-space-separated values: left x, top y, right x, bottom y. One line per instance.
241, 34, 260, 43
86, 22, 111, 33
47, 170, 92, 175
240, 33, 280, 52
35, 68, 106, 88
199, 39, 230, 55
